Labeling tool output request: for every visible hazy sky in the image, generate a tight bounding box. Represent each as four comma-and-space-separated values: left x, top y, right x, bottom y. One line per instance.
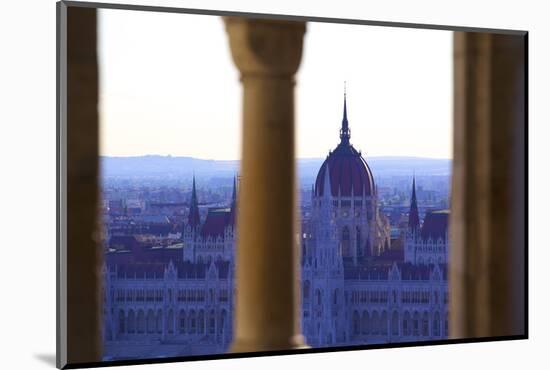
99, 9, 452, 160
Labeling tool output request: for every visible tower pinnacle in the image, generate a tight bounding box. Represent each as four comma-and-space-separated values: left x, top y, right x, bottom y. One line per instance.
229, 174, 238, 226
408, 175, 420, 234
340, 83, 351, 144
188, 175, 201, 229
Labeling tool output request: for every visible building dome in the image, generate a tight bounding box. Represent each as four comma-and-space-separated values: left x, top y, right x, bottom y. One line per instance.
314, 93, 375, 197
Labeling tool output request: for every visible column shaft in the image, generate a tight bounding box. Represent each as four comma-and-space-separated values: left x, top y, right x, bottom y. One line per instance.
224, 18, 307, 352
450, 31, 526, 339
61, 4, 102, 366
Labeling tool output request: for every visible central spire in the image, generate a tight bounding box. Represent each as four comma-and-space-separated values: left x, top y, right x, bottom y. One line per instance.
340, 82, 350, 144
408, 175, 420, 234
188, 175, 201, 229
229, 174, 238, 226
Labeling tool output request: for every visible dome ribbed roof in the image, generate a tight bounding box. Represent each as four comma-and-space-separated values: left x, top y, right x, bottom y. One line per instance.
314, 91, 375, 197
315, 143, 375, 197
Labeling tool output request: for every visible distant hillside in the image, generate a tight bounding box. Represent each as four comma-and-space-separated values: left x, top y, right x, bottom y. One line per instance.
100, 155, 238, 177
101, 155, 451, 181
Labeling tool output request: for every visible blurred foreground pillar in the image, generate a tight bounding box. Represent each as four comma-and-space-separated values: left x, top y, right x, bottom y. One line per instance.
58, 4, 102, 367
224, 18, 307, 352
451, 32, 526, 339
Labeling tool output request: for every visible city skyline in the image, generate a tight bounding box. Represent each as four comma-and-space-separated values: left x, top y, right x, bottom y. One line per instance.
101, 113, 451, 358
101, 109, 451, 358
98, 9, 453, 160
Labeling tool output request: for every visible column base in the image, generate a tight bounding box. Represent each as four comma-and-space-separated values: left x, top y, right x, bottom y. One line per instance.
230, 334, 309, 353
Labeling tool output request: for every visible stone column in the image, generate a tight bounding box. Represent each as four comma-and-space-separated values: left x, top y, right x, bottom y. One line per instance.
450, 32, 526, 339
58, 3, 102, 367
224, 17, 307, 352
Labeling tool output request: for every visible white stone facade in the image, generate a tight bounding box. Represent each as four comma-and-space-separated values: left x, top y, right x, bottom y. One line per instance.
301, 172, 449, 347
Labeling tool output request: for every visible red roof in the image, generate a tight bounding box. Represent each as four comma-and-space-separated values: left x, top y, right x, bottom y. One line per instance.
420, 210, 449, 241
315, 143, 375, 197
200, 208, 232, 238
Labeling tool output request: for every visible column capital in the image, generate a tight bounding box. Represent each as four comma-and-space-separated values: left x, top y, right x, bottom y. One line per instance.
224, 17, 306, 78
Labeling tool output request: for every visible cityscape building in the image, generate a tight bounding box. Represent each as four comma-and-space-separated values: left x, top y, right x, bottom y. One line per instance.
102, 94, 450, 359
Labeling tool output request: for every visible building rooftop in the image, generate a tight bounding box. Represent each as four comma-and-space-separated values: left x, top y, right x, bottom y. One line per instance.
420, 210, 449, 241
200, 208, 233, 238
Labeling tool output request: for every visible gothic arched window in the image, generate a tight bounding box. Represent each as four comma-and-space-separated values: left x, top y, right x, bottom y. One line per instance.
147, 309, 155, 333
167, 309, 174, 334
403, 311, 411, 336
353, 311, 360, 335
179, 309, 186, 333
371, 311, 380, 335
127, 309, 135, 334
137, 310, 145, 334
189, 310, 196, 334
156, 310, 162, 334
391, 311, 399, 336
303, 280, 311, 301
342, 226, 351, 257
422, 312, 429, 336
433, 311, 441, 336
361, 311, 370, 335
356, 226, 362, 258
381, 311, 388, 335
209, 309, 216, 334
413, 311, 420, 336
219, 309, 227, 334
198, 310, 205, 334
118, 310, 125, 335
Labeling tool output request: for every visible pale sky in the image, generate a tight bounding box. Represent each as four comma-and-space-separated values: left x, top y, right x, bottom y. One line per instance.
98, 9, 453, 160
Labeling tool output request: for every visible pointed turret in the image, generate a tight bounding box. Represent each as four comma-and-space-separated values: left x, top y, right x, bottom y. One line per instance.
313, 83, 375, 198
188, 175, 201, 229
408, 175, 420, 234
231, 175, 237, 205
339, 84, 351, 144
229, 175, 237, 226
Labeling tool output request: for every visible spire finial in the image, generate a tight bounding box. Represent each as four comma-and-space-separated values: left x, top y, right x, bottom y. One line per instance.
340, 82, 350, 143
